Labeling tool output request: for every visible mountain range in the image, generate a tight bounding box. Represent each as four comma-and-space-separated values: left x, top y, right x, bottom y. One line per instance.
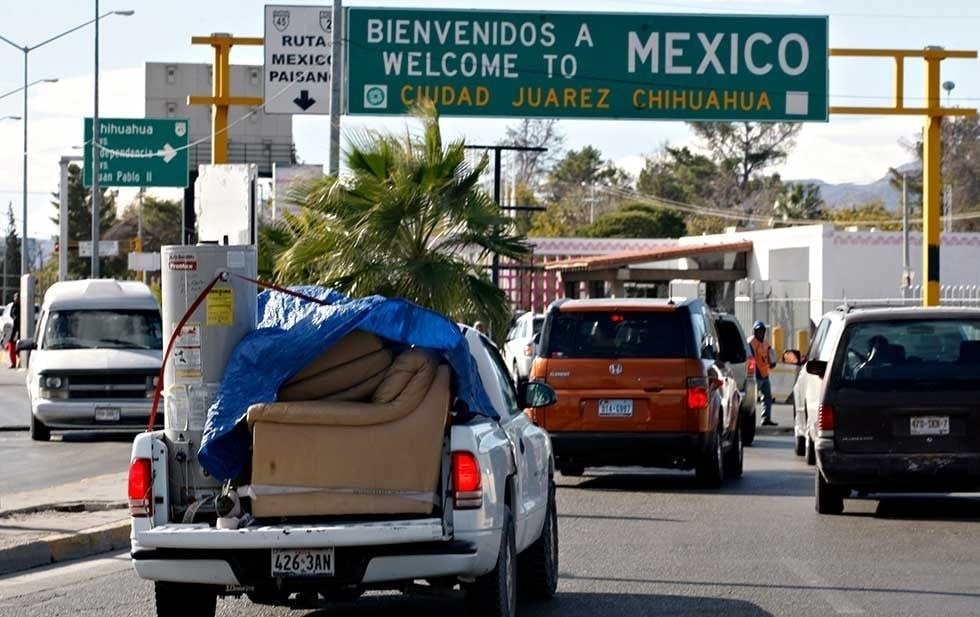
789, 161, 920, 211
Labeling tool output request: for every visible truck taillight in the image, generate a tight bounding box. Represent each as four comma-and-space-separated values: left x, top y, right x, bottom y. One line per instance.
452, 451, 482, 510
128, 458, 153, 518
686, 377, 709, 411
523, 342, 535, 357
818, 404, 836, 433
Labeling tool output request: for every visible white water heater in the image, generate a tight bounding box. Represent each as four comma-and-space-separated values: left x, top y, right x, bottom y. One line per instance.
160, 244, 257, 506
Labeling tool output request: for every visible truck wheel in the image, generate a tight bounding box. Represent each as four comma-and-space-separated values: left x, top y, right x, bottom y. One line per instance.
740, 410, 756, 446
155, 581, 217, 617
815, 473, 845, 515
723, 420, 744, 480
464, 506, 516, 617
805, 434, 816, 466
519, 481, 558, 601
30, 413, 50, 442
557, 462, 584, 477
696, 424, 724, 488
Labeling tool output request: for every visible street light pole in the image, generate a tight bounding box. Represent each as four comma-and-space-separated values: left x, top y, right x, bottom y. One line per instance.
0, 9, 133, 279
92, 0, 101, 278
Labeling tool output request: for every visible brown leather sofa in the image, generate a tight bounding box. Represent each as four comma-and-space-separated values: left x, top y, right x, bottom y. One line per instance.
246, 331, 451, 518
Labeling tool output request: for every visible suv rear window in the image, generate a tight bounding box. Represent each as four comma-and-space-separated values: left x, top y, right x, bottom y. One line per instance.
545, 310, 693, 359
834, 319, 980, 385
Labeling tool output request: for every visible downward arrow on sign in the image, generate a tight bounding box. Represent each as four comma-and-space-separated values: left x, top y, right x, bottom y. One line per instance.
160, 143, 177, 163
294, 90, 316, 111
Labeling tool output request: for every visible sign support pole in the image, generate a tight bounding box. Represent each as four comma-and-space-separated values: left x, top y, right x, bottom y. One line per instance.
329, 0, 342, 175
828, 47, 976, 307
188, 34, 263, 164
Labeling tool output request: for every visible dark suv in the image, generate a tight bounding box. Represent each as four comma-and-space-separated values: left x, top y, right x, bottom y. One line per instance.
784, 307, 980, 514
528, 298, 743, 487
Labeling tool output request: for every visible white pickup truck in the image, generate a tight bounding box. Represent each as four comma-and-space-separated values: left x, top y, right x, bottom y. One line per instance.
128, 325, 559, 617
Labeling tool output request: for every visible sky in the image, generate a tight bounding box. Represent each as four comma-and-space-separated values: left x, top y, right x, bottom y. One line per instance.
0, 0, 978, 238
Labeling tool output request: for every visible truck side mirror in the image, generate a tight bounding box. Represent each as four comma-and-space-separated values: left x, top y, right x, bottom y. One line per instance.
16, 338, 36, 352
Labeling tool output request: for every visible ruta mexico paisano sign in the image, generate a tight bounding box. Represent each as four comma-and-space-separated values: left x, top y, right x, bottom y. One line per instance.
346, 9, 828, 121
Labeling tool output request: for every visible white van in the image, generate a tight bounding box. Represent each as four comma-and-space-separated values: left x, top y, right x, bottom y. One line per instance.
19, 280, 163, 441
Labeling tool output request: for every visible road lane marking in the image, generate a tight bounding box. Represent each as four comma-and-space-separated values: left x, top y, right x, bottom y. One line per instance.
783, 558, 865, 614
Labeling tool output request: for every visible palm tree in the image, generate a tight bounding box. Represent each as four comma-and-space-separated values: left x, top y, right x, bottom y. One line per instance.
273, 105, 528, 327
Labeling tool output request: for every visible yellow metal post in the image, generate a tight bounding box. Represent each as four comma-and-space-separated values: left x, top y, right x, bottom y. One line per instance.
828, 47, 976, 306
923, 56, 943, 306
188, 35, 264, 165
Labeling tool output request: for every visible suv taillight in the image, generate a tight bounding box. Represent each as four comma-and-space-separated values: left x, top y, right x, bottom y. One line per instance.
818, 404, 836, 433
746, 357, 756, 374
686, 377, 709, 411
452, 451, 483, 510
128, 458, 153, 518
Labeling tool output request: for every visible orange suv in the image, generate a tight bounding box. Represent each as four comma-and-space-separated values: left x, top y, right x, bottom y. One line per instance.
528, 298, 743, 486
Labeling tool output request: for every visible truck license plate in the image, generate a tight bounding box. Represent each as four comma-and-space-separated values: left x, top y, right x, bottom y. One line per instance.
598, 399, 633, 417
94, 407, 121, 422
911, 416, 949, 436
271, 548, 334, 577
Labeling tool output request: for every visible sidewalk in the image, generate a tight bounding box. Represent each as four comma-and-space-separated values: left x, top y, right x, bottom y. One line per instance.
0, 472, 130, 576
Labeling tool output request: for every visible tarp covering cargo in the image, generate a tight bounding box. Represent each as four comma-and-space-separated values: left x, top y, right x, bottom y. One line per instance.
198, 287, 496, 481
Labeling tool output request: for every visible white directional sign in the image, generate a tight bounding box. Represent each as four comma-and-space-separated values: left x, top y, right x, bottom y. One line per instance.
79, 241, 120, 257
264, 4, 333, 115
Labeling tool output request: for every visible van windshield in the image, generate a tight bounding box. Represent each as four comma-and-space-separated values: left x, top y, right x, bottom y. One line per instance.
834, 319, 980, 386
42, 309, 163, 350
545, 310, 692, 359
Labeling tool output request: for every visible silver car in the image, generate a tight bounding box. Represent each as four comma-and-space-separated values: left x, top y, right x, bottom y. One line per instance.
715, 313, 758, 446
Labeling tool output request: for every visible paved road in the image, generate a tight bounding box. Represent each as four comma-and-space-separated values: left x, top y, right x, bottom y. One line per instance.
0, 369, 132, 496
2, 424, 979, 616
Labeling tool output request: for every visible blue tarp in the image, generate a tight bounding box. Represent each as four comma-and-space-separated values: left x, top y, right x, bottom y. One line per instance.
197, 287, 497, 481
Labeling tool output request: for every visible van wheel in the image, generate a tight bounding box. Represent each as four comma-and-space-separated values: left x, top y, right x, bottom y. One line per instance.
696, 424, 724, 488
815, 473, 845, 515
795, 435, 806, 457
155, 582, 217, 617
464, 506, 516, 617
723, 420, 744, 479
519, 481, 558, 601
805, 434, 816, 466
30, 413, 50, 442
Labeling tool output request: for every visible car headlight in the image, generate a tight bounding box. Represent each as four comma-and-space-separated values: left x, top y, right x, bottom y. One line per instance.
42, 375, 63, 389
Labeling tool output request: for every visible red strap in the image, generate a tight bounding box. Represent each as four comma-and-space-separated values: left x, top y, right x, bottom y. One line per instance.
146, 274, 222, 432
145, 273, 335, 432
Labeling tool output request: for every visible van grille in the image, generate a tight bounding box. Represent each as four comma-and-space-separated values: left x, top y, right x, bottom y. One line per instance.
52, 373, 155, 400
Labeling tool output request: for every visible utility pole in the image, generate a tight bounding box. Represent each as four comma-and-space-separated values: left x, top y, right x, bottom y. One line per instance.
463, 144, 547, 287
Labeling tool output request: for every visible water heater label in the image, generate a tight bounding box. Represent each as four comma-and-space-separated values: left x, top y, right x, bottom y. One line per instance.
168, 253, 198, 271
207, 287, 234, 326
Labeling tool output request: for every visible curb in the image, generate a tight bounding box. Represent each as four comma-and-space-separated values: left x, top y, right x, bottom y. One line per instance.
0, 519, 130, 576
0, 501, 128, 518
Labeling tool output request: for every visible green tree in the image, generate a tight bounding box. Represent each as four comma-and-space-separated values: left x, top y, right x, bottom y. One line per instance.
824, 200, 901, 231
272, 105, 529, 329
772, 182, 825, 225
3, 203, 20, 302
689, 121, 802, 213
49, 163, 119, 280
577, 202, 686, 238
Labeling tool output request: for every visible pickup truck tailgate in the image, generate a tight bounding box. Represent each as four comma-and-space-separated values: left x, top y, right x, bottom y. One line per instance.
137, 518, 445, 550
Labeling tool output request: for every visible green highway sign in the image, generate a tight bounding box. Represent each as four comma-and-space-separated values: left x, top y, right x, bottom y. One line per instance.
84, 117, 190, 188
346, 9, 828, 121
